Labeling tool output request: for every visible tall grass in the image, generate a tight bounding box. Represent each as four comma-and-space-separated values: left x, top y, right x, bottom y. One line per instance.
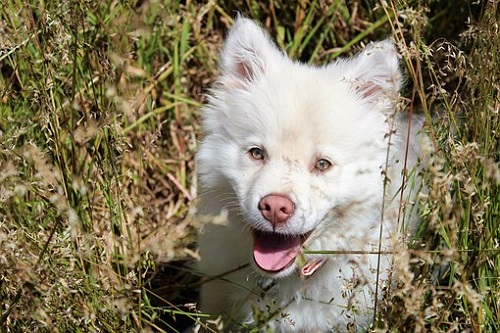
0, 0, 498, 332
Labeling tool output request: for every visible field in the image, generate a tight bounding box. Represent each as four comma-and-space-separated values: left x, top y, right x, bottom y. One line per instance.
0, 0, 498, 332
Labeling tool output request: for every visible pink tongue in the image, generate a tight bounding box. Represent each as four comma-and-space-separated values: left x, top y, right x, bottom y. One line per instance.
253, 231, 301, 272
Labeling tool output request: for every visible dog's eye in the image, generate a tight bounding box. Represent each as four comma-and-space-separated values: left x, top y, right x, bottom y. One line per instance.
315, 159, 332, 171
249, 147, 265, 161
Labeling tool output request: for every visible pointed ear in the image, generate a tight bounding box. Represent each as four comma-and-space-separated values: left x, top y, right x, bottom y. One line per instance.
219, 17, 283, 86
343, 40, 402, 102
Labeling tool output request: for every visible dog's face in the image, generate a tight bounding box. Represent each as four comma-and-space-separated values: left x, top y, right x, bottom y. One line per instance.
197, 18, 402, 276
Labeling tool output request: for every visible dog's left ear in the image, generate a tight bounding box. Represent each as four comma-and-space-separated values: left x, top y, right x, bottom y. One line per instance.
341, 40, 402, 103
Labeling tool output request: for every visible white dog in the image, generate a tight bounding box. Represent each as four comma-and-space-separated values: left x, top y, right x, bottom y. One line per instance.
196, 18, 423, 332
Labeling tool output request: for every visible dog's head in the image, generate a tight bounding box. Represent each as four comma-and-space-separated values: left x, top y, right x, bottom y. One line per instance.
197, 18, 403, 277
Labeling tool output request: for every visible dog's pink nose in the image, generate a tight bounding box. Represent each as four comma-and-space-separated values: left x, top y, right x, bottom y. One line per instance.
258, 194, 295, 226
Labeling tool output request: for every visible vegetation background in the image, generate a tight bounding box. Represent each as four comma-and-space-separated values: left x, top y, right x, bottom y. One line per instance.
0, 0, 498, 332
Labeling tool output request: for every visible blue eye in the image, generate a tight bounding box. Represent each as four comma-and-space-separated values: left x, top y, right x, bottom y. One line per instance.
315, 158, 332, 171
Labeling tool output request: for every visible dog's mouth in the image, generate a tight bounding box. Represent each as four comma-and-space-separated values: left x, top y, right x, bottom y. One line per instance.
252, 229, 312, 273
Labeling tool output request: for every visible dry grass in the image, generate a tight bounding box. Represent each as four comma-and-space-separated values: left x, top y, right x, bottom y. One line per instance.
0, 0, 498, 332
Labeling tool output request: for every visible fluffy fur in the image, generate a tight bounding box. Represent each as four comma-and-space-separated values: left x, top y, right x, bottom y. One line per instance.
196, 18, 423, 332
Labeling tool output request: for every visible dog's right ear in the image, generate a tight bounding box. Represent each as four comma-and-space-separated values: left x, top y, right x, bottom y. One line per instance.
219, 17, 282, 87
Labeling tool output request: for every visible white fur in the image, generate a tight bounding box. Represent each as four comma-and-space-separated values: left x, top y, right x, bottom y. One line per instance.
196, 18, 422, 332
